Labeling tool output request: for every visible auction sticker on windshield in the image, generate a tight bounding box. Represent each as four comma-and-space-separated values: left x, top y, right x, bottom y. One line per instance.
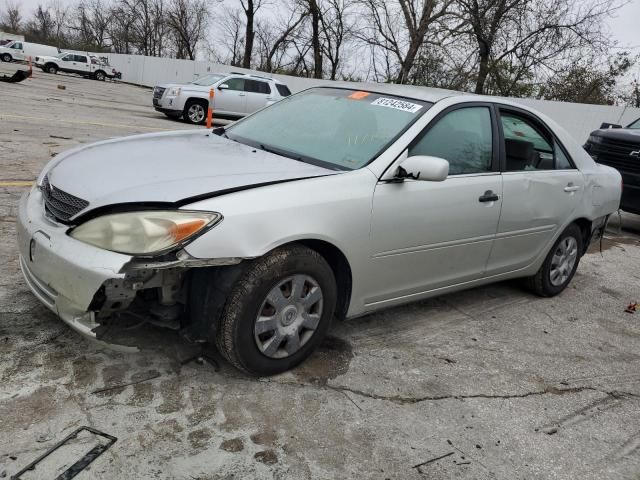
371, 97, 423, 113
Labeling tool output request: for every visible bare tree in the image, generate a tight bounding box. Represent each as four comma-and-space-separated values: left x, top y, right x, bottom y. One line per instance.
356, 0, 455, 83
166, 0, 209, 59
26, 4, 56, 43
1, 0, 22, 33
256, 2, 308, 72
239, 0, 263, 68
215, 7, 245, 66
457, 0, 625, 95
319, 0, 352, 79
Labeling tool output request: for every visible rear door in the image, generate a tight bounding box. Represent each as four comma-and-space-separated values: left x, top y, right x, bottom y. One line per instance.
72, 54, 91, 74
485, 105, 584, 274
214, 77, 247, 116
244, 79, 273, 113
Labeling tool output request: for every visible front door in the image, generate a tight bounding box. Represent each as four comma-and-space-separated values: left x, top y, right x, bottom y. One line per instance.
485, 107, 585, 274
214, 77, 247, 117
367, 104, 503, 308
10, 41, 24, 61
58, 53, 75, 72
72, 54, 90, 74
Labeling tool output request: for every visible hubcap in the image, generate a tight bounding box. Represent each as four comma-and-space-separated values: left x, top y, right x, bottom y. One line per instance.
549, 236, 578, 287
254, 274, 323, 359
188, 104, 205, 123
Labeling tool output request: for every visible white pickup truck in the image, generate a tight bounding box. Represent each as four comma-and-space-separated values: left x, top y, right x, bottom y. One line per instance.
35, 52, 121, 81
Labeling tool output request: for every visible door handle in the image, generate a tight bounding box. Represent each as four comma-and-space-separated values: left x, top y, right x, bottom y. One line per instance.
238, 93, 246, 96
478, 190, 500, 203
564, 183, 581, 193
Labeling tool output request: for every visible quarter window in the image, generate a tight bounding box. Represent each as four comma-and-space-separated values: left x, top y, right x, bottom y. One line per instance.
409, 107, 493, 175
500, 112, 573, 171
276, 84, 292, 97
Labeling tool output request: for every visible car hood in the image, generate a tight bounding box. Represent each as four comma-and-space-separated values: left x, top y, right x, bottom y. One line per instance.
592, 128, 640, 143
44, 129, 337, 219
35, 55, 58, 62
156, 82, 210, 92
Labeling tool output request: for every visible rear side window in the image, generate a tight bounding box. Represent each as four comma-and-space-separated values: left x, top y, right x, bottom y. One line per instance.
223, 77, 245, 91
409, 106, 493, 175
74, 55, 87, 63
276, 84, 291, 97
245, 79, 271, 94
500, 112, 574, 171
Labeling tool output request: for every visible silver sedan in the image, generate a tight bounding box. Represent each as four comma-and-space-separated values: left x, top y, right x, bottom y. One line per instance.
17, 85, 621, 375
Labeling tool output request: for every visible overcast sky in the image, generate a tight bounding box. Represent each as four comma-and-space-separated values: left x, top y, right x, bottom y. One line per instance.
7, 0, 640, 73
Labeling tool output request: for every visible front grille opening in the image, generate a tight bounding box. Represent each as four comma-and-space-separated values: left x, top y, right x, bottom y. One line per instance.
41, 175, 89, 222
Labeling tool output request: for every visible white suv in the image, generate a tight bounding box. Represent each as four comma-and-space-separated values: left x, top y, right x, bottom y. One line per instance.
153, 73, 292, 124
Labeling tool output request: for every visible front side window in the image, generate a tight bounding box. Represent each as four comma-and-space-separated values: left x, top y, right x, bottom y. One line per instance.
409, 107, 493, 175
61, 54, 74, 61
501, 112, 573, 171
226, 88, 430, 171
11, 42, 22, 49
223, 77, 245, 91
629, 118, 640, 129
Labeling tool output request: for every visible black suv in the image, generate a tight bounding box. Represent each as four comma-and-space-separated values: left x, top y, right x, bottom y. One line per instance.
584, 118, 640, 214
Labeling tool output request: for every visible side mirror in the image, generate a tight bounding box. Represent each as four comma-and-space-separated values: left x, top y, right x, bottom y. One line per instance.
218, 83, 229, 90
395, 155, 449, 182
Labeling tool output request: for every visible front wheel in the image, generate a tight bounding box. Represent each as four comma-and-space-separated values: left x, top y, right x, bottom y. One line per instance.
215, 245, 337, 376
1, 53, 12, 62
525, 224, 583, 297
183, 100, 207, 124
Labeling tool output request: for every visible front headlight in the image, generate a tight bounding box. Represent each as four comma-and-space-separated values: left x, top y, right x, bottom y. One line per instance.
69, 210, 221, 256
166, 87, 181, 97
588, 135, 603, 145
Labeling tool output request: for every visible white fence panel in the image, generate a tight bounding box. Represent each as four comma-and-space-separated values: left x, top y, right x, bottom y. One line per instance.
103, 53, 640, 143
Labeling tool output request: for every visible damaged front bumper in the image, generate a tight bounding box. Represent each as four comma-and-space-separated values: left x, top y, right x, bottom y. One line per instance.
17, 187, 133, 345
17, 187, 245, 348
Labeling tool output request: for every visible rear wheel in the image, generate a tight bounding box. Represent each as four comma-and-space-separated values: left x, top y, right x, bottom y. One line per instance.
183, 99, 207, 124
45, 63, 58, 74
215, 245, 337, 376
1, 53, 12, 62
526, 224, 583, 297
94, 70, 106, 81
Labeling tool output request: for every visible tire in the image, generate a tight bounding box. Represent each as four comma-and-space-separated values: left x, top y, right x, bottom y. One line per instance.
45, 63, 58, 74
525, 224, 583, 297
183, 99, 207, 125
215, 245, 337, 376
1, 53, 12, 62
94, 70, 106, 81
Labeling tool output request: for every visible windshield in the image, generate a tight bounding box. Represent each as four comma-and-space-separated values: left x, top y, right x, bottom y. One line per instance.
225, 88, 431, 170
191, 74, 225, 86
629, 118, 640, 129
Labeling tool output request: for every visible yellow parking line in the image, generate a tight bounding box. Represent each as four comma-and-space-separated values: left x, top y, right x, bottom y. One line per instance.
0, 114, 166, 131
0, 181, 34, 187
